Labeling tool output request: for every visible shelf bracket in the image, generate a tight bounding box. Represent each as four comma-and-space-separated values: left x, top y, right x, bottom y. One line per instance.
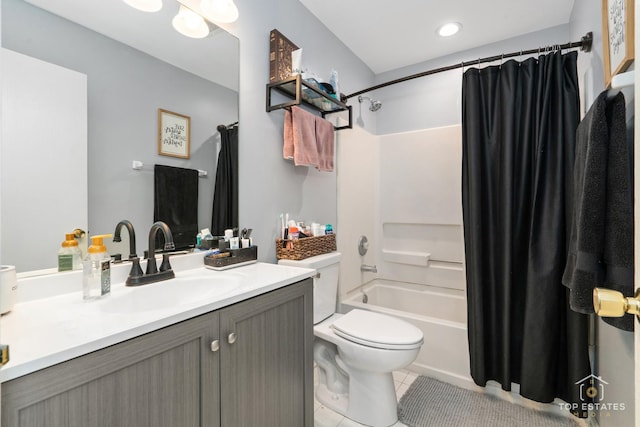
266, 75, 352, 130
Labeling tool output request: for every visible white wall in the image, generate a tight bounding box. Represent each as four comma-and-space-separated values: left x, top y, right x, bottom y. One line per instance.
1, 49, 87, 272
374, 25, 571, 134
336, 126, 378, 299
377, 126, 464, 291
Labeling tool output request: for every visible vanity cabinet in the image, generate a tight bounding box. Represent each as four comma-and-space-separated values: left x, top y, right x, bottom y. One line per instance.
1, 278, 313, 427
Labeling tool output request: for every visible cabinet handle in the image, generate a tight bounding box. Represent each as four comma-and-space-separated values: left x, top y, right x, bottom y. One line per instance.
210, 340, 220, 352
227, 332, 237, 344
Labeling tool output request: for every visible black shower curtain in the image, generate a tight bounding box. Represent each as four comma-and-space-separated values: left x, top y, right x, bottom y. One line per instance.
211, 124, 239, 236
461, 51, 590, 409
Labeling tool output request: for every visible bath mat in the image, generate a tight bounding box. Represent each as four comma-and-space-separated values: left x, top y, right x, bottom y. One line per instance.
397, 376, 581, 427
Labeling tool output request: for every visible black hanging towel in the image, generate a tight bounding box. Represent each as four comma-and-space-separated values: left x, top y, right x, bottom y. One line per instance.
154, 164, 199, 251
211, 124, 239, 235
562, 91, 634, 331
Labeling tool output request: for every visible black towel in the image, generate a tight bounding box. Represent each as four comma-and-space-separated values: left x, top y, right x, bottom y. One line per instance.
562, 92, 634, 331
154, 164, 199, 251
602, 94, 634, 331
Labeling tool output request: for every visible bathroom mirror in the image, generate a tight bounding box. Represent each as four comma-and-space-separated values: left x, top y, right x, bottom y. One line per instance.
1, 0, 239, 273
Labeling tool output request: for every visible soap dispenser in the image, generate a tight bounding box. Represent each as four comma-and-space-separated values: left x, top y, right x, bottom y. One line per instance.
83, 234, 113, 300
58, 233, 82, 272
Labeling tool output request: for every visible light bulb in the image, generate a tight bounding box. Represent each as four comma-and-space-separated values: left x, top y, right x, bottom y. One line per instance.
200, 0, 239, 23
436, 22, 462, 37
122, 0, 162, 13
172, 5, 209, 38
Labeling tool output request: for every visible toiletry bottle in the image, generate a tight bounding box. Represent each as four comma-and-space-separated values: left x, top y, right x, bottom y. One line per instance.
83, 234, 113, 300
329, 70, 339, 100
58, 233, 82, 271
325, 224, 333, 234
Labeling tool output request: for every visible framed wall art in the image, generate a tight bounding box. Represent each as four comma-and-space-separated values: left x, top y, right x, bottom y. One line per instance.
602, 0, 635, 87
158, 108, 190, 159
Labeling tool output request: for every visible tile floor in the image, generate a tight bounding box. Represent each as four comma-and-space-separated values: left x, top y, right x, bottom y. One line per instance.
314, 368, 418, 427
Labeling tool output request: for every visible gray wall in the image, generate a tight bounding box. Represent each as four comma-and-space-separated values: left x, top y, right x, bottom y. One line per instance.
216, 0, 375, 261
570, 1, 635, 426
2, 0, 238, 257
1, 0, 376, 264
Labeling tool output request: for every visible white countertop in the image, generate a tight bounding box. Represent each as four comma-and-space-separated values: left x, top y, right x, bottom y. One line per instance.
0, 254, 315, 382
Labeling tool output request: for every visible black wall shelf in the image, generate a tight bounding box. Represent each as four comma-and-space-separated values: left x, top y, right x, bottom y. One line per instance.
266, 75, 352, 130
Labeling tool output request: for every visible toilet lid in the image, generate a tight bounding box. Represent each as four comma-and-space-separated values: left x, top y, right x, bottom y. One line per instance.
331, 310, 424, 350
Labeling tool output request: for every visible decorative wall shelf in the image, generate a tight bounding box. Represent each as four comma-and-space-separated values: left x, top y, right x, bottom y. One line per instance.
266, 74, 352, 130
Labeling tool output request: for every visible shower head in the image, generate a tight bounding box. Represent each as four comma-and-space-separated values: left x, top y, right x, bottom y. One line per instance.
358, 95, 382, 112
370, 100, 382, 112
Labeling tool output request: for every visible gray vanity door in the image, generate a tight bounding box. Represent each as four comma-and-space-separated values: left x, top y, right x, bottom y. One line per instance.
1, 310, 220, 427
219, 278, 314, 427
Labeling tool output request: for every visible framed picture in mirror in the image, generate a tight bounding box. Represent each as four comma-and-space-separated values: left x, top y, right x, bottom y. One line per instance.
158, 108, 191, 158
602, 0, 635, 87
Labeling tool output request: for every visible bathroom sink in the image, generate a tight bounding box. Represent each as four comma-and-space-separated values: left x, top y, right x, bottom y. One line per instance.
99, 270, 244, 313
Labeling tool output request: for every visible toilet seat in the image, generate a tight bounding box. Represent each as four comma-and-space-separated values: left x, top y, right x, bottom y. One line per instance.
331, 309, 423, 350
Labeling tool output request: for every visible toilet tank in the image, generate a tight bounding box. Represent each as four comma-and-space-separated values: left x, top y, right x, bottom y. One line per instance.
278, 252, 341, 324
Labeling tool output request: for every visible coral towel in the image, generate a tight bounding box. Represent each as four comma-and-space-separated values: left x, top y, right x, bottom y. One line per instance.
283, 106, 319, 167
315, 115, 335, 172
283, 106, 335, 172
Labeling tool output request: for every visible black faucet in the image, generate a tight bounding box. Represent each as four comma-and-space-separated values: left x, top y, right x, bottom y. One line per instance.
114, 220, 144, 282
113, 220, 138, 260
146, 221, 176, 274
126, 221, 175, 286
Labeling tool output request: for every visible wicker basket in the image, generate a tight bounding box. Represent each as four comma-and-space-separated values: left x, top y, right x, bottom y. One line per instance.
276, 233, 336, 260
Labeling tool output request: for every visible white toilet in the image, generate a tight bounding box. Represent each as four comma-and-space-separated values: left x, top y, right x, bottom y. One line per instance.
279, 252, 423, 427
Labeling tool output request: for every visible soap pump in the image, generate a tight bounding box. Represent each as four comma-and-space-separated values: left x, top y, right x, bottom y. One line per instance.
58, 233, 82, 272
83, 234, 113, 300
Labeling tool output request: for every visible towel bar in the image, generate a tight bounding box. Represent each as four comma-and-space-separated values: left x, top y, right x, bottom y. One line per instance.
132, 160, 207, 177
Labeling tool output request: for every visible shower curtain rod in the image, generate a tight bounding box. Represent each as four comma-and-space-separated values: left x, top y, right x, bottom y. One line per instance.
217, 121, 238, 132
344, 31, 593, 100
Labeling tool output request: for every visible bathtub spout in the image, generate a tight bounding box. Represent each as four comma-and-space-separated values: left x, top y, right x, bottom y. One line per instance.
361, 264, 377, 273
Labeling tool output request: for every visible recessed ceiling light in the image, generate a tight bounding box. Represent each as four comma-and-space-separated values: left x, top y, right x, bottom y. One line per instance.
437, 22, 462, 37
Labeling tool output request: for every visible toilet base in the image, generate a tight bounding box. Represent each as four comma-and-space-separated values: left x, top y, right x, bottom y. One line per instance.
315, 369, 399, 427
315, 382, 349, 418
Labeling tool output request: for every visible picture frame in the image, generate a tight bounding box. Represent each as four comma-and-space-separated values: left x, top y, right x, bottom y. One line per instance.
158, 108, 190, 159
602, 0, 635, 87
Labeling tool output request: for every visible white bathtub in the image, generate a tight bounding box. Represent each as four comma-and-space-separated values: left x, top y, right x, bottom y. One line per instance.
341, 279, 473, 388
341, 280, 589, 423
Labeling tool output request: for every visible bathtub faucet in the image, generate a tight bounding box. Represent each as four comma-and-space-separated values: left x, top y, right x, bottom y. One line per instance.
361, 264, 377, 273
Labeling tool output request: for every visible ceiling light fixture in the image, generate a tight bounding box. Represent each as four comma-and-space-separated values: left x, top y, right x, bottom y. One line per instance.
200, 0, 239, 23
172, 5, 210, 38
122, 0, 163, 13
436, 22, 462, 37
